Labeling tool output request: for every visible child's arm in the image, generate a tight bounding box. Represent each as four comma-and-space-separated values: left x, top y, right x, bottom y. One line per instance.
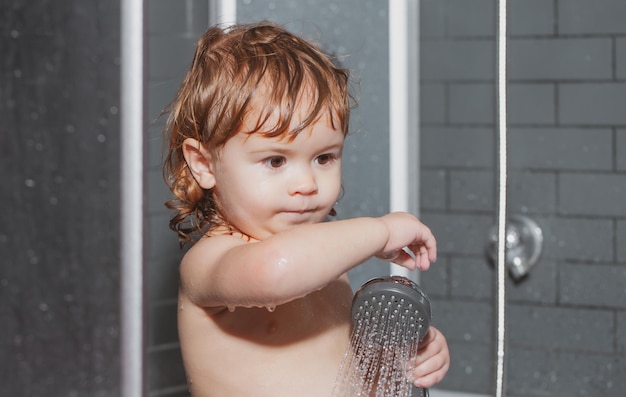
180, 212, 436, 308
409, 326, 450, 388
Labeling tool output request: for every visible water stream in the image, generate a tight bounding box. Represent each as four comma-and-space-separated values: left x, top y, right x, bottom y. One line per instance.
332, 293, 426, 397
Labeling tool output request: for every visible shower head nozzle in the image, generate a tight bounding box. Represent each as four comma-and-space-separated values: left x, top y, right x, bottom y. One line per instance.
351, 275, 432, 342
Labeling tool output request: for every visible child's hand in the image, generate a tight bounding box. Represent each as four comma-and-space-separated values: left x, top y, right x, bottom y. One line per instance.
409, 326, 450, 388
376, 212, 437, 270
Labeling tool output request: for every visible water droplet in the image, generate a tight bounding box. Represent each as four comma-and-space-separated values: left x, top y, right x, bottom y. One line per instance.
227, 305, 236, 312
266, 305, 276, 312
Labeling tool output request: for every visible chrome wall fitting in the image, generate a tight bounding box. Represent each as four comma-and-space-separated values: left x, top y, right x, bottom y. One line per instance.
486, 215, 543, 280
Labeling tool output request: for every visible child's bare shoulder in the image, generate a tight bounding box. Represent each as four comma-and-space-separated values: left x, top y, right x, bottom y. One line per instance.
180, 234, 248, 280
185, 232, 249, 259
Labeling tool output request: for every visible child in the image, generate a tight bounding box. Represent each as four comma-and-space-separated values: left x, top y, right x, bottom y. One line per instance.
163, 21, 449, 397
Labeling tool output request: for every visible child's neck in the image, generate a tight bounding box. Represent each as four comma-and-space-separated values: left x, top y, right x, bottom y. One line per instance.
208, 226, 255, 242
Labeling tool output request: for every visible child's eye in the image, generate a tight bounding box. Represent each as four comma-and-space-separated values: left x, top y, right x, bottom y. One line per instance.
264, 156, 286, 168
316, 153, 336, 165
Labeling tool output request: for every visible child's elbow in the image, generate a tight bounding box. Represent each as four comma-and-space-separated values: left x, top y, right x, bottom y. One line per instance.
252, 245, 302, 304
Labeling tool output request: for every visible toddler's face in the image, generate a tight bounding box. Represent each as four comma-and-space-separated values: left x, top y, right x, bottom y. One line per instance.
210, 110, 344, 240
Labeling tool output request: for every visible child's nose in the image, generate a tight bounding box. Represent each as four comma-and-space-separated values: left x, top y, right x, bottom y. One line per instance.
288, 167, 318, 196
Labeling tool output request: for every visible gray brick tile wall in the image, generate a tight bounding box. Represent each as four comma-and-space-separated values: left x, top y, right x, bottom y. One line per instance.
509, 0, 555, 36
618, 129, 626, 171
149, 301, 179, 346
449, 257, 493, 300
507, 349, 558, 396
147, 127, 167, 170
420, 83, 446, 124
509, 127, 613, 170
419, 255, 450, 297
507, 261, 558, 304
618, 311, 626, 353
509, 349, 626, 397
508, 171, 557, 214
147, 79, 180, 125
147, 168, 173, 214
436, 300, 493, 344
560, 173, 626, 217
559, 83, 626, 125
549, 351, 626, 396
147, 3, 207, 395
420, 1, 626, 393
419, 0, 446, 38
559, 0, 626, 35
147, 0, 208, 36
508, 304, 614, 352
450, 170, 494, 211
509, 83, 556, 125
449, 83, 494, 124
618, 220, 626, 262
542, 217, 613, 262
148, 35, 196, 81
146, 255, 180, 302
560, 263, 626, 309
147, 213, 181, 266
421, 40, 494, 81
423, 213, 494, 255
450, 257, 560, 305
421, 127, 495, 168
617, 38, 626, 79
420, 169, 447, 210
443, 342, 494, 394
147, 346, 187, 392
509, 38, 613, 80
446, 0, 495, 38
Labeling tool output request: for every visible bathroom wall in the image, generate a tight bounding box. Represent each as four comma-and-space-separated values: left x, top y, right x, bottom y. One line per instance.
1, 1, 122, 396
418, 0, 626, 396
145, 1, 208, 395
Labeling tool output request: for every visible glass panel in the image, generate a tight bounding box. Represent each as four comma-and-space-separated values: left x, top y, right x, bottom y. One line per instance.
419, 0, 626, 395
1, 2, 122, 395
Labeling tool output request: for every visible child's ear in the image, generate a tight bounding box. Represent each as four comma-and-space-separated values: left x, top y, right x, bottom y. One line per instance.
181, 138, 216, 189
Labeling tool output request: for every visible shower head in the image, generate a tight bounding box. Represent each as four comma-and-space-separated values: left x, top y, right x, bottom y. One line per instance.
339, 276, 432, 397
351, 275, 432, 342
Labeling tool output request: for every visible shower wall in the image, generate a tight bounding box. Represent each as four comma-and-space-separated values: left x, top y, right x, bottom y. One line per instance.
418, 0, 626, 396
1, 1, 122, 396
145, 1, 209, 395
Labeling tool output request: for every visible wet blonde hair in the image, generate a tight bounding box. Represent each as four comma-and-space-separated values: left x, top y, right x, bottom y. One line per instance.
163, 21, 354, 243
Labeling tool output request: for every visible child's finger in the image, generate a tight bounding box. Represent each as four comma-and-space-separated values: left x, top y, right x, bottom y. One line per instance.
406, 244, 435, 270
390, 250, 418, 270
411, 354, 449, 388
